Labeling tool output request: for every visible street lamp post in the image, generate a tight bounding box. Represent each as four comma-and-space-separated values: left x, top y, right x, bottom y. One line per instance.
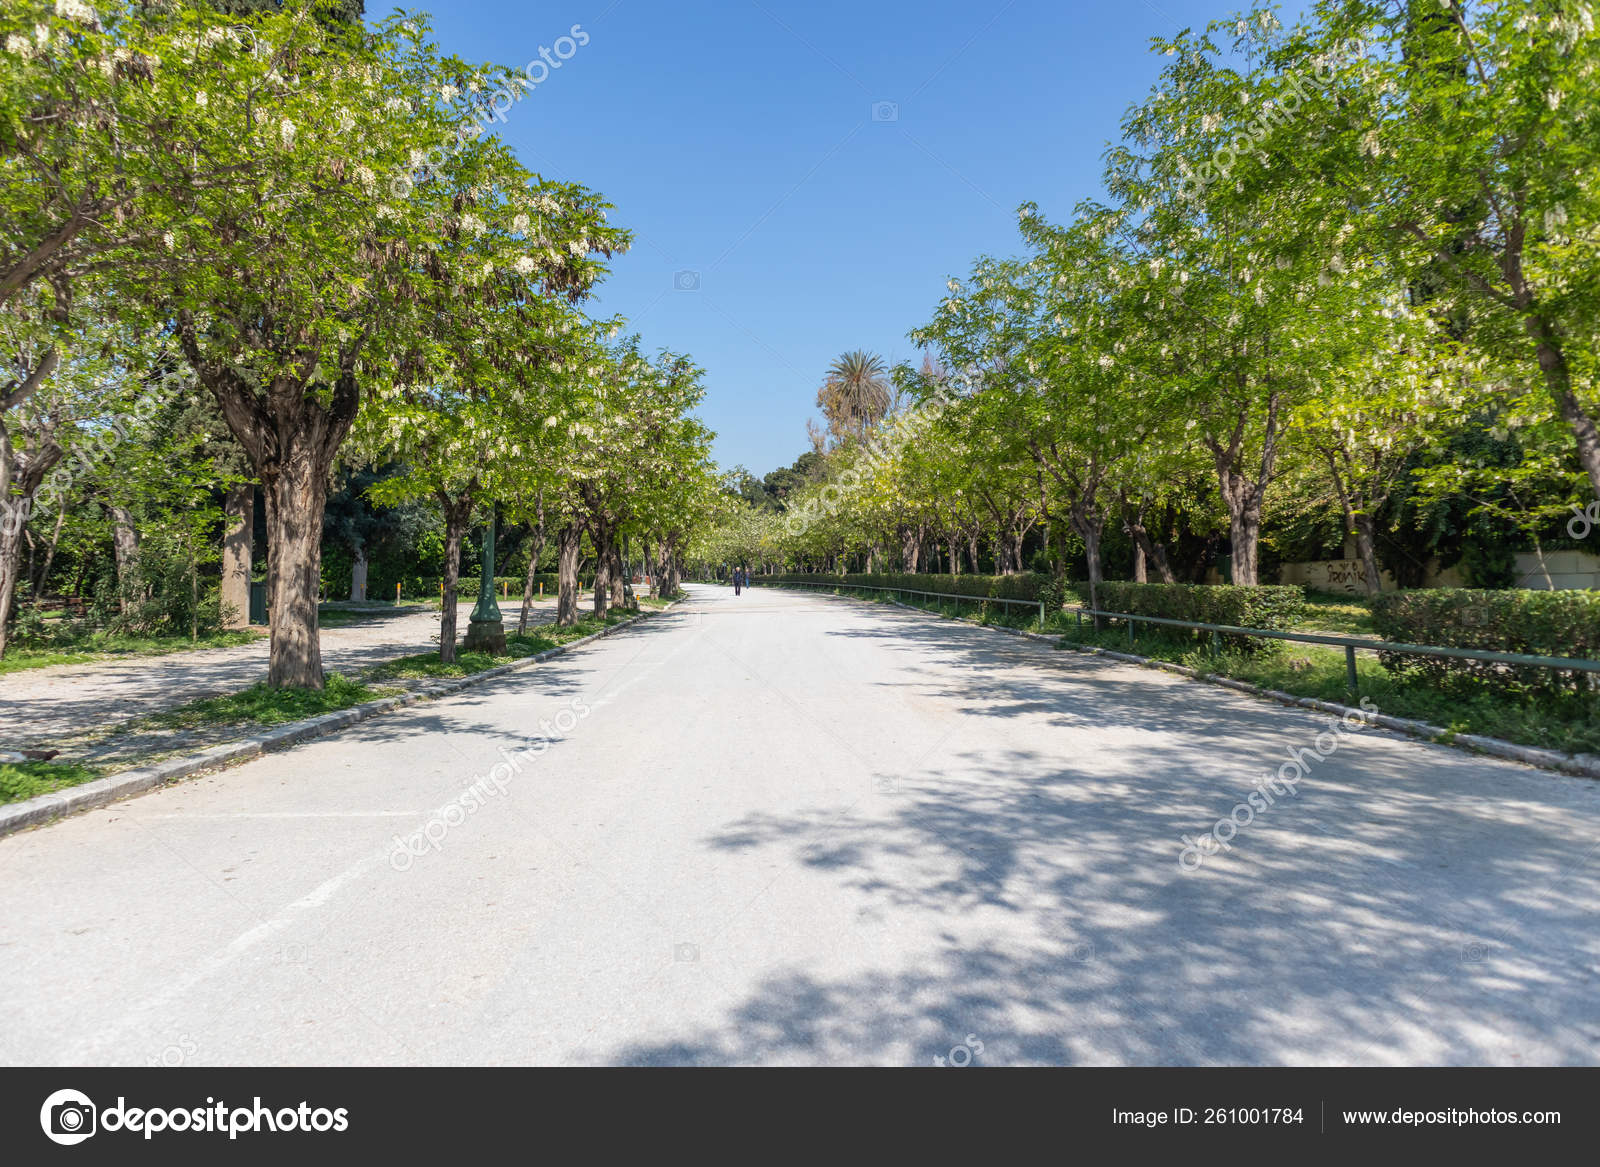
464, 508, 507, 654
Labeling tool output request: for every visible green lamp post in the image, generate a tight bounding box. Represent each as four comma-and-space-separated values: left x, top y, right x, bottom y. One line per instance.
463, 508, 507, 654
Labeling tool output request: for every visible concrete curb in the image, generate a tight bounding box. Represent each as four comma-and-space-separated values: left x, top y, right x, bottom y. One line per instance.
790, 585, 1600, 782
0, 601, 680, 840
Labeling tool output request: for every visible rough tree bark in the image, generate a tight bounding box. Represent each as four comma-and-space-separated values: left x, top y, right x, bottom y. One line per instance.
609, 540, 627, 610
437, 492, 473, 665
555, 522, 582, 626
108, 505, 141, 614
589, 517, 615, 618
1322, 448, 1383, 596
1203, 391, 1281, 588
178, 321, 361, 688
1119, 491, 1176, 584
664, 543, 681, 596
349, 545, 367, 603
0, 347, 61, 657
222, 483, 253, 627
517, 489, 547, 635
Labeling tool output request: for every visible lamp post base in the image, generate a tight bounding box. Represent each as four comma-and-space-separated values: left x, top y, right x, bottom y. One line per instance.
463, 616, 507, 655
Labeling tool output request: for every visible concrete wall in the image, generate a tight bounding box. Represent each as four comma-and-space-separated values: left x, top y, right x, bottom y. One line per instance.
1513, 549, 1600, 591
1271, 549, 1600, 593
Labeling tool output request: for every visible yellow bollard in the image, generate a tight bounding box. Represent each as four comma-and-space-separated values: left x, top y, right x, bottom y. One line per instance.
539, 582, 544, 598
395, 582, 401, 602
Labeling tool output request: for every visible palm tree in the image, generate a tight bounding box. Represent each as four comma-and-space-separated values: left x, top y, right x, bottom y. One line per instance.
816, 350, 891, 443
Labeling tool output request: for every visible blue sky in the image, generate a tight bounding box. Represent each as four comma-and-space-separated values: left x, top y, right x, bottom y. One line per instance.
399, 0, 1246, 477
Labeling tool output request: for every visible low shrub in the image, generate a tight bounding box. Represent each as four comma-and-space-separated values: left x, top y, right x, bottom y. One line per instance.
1074, 581, 1308, 652
1370, 588, 1600, 695
766, 572, 1048, 615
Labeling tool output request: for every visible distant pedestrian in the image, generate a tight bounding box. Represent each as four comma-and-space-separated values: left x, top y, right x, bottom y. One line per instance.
733, 568, 743, 596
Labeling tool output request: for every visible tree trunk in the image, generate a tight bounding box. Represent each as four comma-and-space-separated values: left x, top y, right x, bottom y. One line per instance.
517, 491, 547, 635
0, 409, 63, 655
109, 505, 141, 614
901, 527, 921, 573
1206, 397, 1279, 589
1068, 500, 1105, 622
609, 539, 627, 610
1527, 315, 1600, 500
261, 452, 334, 688
349, 545, 368, 603
32, 488, 66, 598
1226, 510, 1262, 587
222, 483, 254, 626
1120, 493, 1176, 584
178, 331, 362, 689
1323, 448, 1382, 596
556, 523, 582, 626
0, 521, 23, 658
438, 494, 472, 665
665, 543, 681, 597
591, 521, 613, 617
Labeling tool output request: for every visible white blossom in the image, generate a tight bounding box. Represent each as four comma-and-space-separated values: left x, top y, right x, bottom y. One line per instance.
514, 255, 537, 275
512, 213, 530, 233
441, 84, 458, 102
55, 0, 96, 23
194, 90, 208, 107
280, 119, 297, 147
6, 34, 34, 58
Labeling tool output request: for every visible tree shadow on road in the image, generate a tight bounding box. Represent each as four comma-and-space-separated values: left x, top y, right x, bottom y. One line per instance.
604, 602, 1600, 1066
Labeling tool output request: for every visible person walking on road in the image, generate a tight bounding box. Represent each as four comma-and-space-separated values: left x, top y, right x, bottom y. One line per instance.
733, 568, 743, 596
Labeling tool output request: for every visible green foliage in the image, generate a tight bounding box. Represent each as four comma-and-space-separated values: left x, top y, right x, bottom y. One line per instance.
0, 760, 103, 806
768, 571, 1048, 602
1371, 589, 1600, 695
1080, 582, 1309, 651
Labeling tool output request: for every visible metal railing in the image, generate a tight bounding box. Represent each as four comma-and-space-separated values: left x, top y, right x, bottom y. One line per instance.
1066, 605, 1600, 696
750, 580, 1600, 698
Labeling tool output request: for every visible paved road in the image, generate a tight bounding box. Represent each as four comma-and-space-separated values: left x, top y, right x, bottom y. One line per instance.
0, 599, 555, 747
2, 584, 1597, 1066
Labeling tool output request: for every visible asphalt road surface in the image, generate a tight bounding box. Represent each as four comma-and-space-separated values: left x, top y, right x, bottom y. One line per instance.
2, 584, 1596, 1065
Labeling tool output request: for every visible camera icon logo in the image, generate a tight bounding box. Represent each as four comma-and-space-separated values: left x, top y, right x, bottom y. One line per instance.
40, 1089, 96, 1146
871, 100, 899, 122
673, 270, 700, 291
673, 942, 699, 963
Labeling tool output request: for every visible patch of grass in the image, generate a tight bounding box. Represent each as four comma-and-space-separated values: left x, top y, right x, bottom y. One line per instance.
1295, 592, 1377, 636
364, 612, 631, 682
1, 760, 104, 806
0, 629, 264, 676
141, 673, 396, 732
1052, 621, 1600, 757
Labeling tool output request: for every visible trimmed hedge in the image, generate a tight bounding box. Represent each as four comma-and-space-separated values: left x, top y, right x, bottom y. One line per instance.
1371, 588, 1600, 694
1074, 581, 1308, 653
766, 571, 1048, 606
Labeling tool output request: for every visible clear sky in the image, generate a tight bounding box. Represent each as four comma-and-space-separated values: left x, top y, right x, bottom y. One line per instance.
397, 0, 1246, 478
